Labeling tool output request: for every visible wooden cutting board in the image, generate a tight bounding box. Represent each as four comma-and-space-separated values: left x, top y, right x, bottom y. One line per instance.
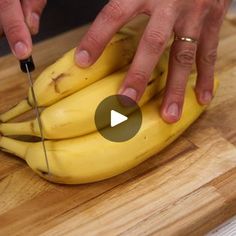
0, 18, 236, 236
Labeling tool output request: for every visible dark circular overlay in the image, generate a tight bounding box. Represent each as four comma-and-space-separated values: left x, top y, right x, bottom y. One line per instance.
94, 95, 142, 142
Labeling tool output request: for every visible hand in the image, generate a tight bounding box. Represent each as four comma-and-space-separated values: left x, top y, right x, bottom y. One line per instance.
75, 0, 230, 123
0, 0, 47, 59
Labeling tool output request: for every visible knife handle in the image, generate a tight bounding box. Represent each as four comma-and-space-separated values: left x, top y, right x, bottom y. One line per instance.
20, 56, 35, 73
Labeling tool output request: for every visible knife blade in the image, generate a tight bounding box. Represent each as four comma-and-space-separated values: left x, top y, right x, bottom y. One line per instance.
20, 57, 50, 175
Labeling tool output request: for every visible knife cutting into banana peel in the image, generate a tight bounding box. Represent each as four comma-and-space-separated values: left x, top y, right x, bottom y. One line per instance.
19, 57, 50, 175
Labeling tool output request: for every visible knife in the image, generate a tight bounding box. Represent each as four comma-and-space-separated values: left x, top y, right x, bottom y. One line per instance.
20, 57, 50, 175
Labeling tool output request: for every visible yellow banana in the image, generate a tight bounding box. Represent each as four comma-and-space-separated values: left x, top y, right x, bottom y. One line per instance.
0, 19, 147, 122
0, 76, 218, 184
0, 64, 167, 139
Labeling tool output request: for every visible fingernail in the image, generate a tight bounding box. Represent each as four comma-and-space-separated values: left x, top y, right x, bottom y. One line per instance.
14, 42, 28, 59
121, 87, 138, 102
30, 13, 40, 34
167, 103, 179, 119
75, 50, 91, 67
202, 91, 212, 104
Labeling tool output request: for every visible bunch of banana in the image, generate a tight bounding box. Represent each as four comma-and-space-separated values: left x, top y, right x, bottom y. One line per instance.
0, 17, 148, 122
0, 16, 218, 184
0, 76, 218, 184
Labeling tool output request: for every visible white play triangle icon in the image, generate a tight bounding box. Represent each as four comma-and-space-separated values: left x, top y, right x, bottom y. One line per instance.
110, 110, 128, 127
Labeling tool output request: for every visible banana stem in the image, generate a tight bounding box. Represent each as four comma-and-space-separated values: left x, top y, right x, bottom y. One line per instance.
0, 120, 39, 137
0, 136, 30, 160
0, 99, 32, 122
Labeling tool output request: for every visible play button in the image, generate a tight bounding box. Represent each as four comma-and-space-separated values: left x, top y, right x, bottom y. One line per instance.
94, 95, 142, 142
110, 110, 128, 127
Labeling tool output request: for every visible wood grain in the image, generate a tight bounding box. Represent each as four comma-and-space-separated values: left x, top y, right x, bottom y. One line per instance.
0, 18, 236, 235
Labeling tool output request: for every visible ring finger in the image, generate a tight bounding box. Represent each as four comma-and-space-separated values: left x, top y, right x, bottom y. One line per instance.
160, 19, 202, 123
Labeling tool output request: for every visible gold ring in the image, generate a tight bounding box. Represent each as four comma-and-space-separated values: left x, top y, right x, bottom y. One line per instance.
174, 35, 198, 44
